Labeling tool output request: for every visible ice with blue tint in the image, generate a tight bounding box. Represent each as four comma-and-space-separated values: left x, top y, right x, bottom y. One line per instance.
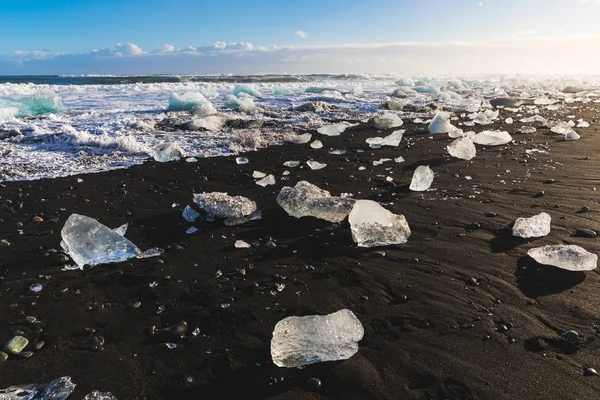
168, 91, 214, 112
0, 90, 62, 119
273, 87, 294, 96
233, 84, 262, 98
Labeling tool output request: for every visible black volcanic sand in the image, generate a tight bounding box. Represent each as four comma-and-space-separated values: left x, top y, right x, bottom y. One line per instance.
2, 104, 600, 400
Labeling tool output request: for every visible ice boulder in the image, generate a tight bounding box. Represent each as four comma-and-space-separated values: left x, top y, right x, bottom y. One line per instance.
527, 245, 597, 271
61, 214, 142, 267
428, 111, 455, 134
447, 137, 476, 160
565, 130, 580, 141
512, 212, 551, 238
317, 122, 348, 136
471, 131, 512, 146
151, 142, 184, 162
409, 165, 434, 191
193, 192, 261, 226
276, 181, 355, 223
168, 92, 213, 112
272, 87, 294, 96
19, 90, 63, 117
349, 200, 411, 247
226, 94, 260, 115
233, 84, 262, 98
0, 376, 75, 400
271, 309, 364, 368
366, 130, 403, 148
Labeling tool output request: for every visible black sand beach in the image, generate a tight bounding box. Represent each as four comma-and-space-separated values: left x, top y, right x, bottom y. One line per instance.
2, 103, 600, 399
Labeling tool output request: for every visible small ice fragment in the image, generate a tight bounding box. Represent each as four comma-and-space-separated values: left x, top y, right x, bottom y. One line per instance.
151, 143, 184, 162
84, 391, 119, 400
520, 126, 537, 134
113, 223, 128, 236
310, 140, 323, 149
428, 111, 455, 134
527, 245, 597, 271
394, 156, 405, 163
276, 181, 355, 222
550, 121, 574, 134
252, 171, 267, 179
61, 214, 141, 267
565, 130, 580, 141
290, 133, 312, 144
283, 161, 301, 167
520, 115, 547, 124
182, 205, 200, 222
512, 212, 551, 238
409, 166, 434, 191
471, 109, 499, 125
505, 117, 513, 124
30, 283, 43, 293
373, 158, 392, 166
307, 161, 327, 170
348, 200, 411, 247
317, 123, 347, 136
235, 240, 251, 248
256, 174, 276, 187
358, 166, 367, 170
534, 96, 557, 105
139, 248, 164, 259
186, 157, 198, 163
471, 131, 512, 146
270, 309, 364, 368
193, 192, 260, 226
577, 120, 590, 128
447, 137, 476, 161
77, 178, 83, 183
0, 376, 76, 400
236, 157, 249, 165
366, 130, 403, 148
186, 226, 198, 234
329, 148, 346, 155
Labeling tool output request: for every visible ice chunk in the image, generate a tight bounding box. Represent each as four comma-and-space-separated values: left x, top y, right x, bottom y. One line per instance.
534, 96, 558, 105
226, 94, 259, 114
252, 171, 267, 178
520, 115, 547, 124
395, 156, 405, 163
317, 122, 348, 136
151, 143, 184, 162
236, 156, 249, 164
471, 131, 512, 146
271, 309, 364, 368
428, 112, 455, 134
233, 84, 262, 98
307, 161, 327, 170
512, 212, 551, 238
84, 391, 118, 400
139, 247, 164, 258
168, 92, 212, 112
348, 200, 411, 247
520, 126, 537, 134
193, 192, 260, 226
182, 205, 200, 222
235, 240, 251, 248
0, 376, 75, 400
565, 130, 580, 141
198, 86, 218, 99
373, 158, 392, 166
366, 130, 403, 148
183, 115, 223, 131
272, 87, 294, 96
447, 137, 476, 160
527, 245, 597, 271
380, 112, 403, 128
550, 121, 575, 134
310, 140, 323, 149
409, 165, 434, 191
283, 160, 301, 167
113, 223, 128, 236
256, 174, 276, 187
470, 109, 499, 125
61, 214, 141, 267
289, 133, 312, 144
276, 181, 355, 223
505, 117, 513, 124
577, 120, 590, 128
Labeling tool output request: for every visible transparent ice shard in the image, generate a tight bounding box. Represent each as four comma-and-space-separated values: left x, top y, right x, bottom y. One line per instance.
471, 130, 512, 146
512, 212, 551, 238
0, 376, 75, 400
348, 200, 411, 247
447, 137, 476, 160
256, 174, 276, 187
182, 205, 200, 222
307, 161, 327, 170
151, 143, 184, 162
409, 165, 434, 191
527, 245, 597, 271
317, 123, 348, 136
366, 130, 404, 148
193, 192, 260, 226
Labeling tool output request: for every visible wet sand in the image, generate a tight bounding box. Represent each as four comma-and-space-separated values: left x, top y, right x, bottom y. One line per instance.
1, 103, 600, 399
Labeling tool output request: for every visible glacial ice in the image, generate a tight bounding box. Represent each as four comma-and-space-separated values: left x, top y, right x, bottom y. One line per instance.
270, 309, 364, 368
520, 115, 547, 124
534, 96, 558, 105
283, 160, 301, 167
252, 171, 267, 178
226, 94, 259, 114
168, 92, 213, 112
565, 130, 580, 140
307, 161, 327, 170
505, 117, 513, 124
378, 112, 403, 128
550, 121, 575, 134
409, 165, 434, 191
233, 84, 262, 98
276, 181, 356, 223
0, 90, 63, 120
256, 174, 276, 187
61, 214, 142, 267
182, 115, 223, 131
348, 200, 411, 247
272, 87, 294, 96
0, 376, 75, 400
84, 391, 119, 400
527, 245, 597, 271
151, 143, 184, 162
235, 240, 251, 248
471, 131, 512, 146
310, 140, 323, 149
512, 212, 551, 238
290, 133, 312, 144
193, 192, 260, 226
428, 112, 455, 134
366, 130, 403, 148
447, 137, 476, 160
470, 109, 499, 125
182, 205, 200, 222
317, 123, 348, 136
520, 126, 537, 134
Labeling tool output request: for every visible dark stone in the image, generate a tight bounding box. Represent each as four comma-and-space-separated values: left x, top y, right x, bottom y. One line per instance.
307, 378, 322, 391
575, 228, 597, 238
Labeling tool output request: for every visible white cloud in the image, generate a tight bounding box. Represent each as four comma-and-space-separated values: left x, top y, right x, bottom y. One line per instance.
3, 36, 600, 75
477, 1, 484, 6
513, 29, 537, 37
296, 30, 308, 38
156, 44, 174, 53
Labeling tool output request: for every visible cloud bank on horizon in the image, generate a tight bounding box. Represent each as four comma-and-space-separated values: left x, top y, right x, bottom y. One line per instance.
2, 35, 599, 76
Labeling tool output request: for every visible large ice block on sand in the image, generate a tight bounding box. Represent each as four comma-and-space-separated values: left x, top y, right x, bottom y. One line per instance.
317, 122, 348, 136
471, 130, 512, 146
428, 111, 455, 134
276, 181, 355, 223
447, 137, 476, 160
348, 200, 411, 247
527, 245, 597, 271
61, 214, 142, 267
512, 212, 551, 238
409, 165, 434, 191
0, 376, 75, 400
271, 309, 364, 368
193, 192, 260, 226
151, 143, 184, 162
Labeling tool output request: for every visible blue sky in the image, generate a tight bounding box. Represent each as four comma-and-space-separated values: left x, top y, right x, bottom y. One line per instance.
1, 0, 599, 74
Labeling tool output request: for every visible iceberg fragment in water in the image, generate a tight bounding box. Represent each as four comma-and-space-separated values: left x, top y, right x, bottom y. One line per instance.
0, 376, 76, 400
447, 137, 476, 160
61, 214, 142, 267
168, 92, 213, 112
409, 165, 434, 191
276, 181, 355, 223
271, 309, 364, 368
233, 84, 262, 98
349, 200, 411, 247
151, 143, 184, 162
527, 245, 597, 271
512, 212, 551, 238
193, 192, 260, 226
471, 131, 512, 146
